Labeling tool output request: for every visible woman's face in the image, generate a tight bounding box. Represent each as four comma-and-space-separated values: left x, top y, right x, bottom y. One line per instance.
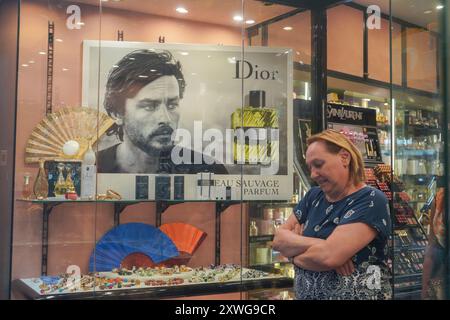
306, 140, 350, 196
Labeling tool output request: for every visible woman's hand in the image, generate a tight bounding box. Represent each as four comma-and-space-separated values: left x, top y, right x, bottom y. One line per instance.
335, 259, 355, 276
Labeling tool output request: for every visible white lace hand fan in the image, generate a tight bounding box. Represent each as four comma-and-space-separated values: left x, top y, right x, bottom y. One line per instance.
25, 107, 114, 163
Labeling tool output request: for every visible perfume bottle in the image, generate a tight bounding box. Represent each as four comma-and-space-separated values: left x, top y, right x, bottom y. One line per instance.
22, 172, 32, 199
33, 160, 49, 199
53, 162, 67, 197
81, 143, 97, 200
64, 164, 76, 193
250, 220, 258, 236
231, 90, 279, 165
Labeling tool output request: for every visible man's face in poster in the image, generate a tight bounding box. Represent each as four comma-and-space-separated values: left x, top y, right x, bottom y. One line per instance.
120, 75, 180, 154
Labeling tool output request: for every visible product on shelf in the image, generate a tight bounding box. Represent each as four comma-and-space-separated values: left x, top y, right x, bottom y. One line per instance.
20, 264, 284, 296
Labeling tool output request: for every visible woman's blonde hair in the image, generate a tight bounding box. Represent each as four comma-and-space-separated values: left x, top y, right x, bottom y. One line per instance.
307, 129, 366, 186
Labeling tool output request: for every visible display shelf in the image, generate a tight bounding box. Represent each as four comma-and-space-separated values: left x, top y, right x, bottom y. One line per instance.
249, 235, 274, 243
251, 261, 291, 268
394, 246, 426, 252
17, 199, 243, 205
247, 287, 294, 300
258, 202, 297, 209
381, 149, 438, 157
395, 273, 422, 281
395, 285, 422, 294
18, 198, 242, 276
394, 290, 422, 300
13, 276, 293, 300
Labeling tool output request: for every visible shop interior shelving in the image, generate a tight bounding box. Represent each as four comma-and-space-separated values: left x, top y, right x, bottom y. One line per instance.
14, 198, 293, 300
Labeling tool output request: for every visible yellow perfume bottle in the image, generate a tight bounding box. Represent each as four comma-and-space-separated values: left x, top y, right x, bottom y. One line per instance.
231, 91, 279, 164
33, 160, 49, 199
53, 162, 67, 197
64, 164, 76, 193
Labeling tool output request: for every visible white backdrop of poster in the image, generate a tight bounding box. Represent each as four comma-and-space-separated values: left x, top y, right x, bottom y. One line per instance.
82, 41, 293, 200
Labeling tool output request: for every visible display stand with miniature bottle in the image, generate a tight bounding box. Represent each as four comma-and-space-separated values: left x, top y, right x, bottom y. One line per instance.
365, 164, 428, 300
247, 202, 296, 277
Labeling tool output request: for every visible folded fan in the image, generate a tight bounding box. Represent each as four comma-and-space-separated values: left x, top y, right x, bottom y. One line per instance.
159, 222, 206, 255
89, 223, 179, 272
25, 106, 114, 163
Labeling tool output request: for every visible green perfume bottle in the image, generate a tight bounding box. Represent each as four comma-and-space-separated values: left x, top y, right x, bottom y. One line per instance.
231, 90, 279, 164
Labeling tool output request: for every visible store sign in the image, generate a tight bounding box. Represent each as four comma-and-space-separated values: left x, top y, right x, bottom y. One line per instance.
82, 41, 293, 201
234, 60, 279, 80
327, 103, 377, 127
326, 103, 383, 164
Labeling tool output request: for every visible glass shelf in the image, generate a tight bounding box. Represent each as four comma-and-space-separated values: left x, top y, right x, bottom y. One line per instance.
17, 199, 244, 204
249, 235, 275, 243
17, 199, 297, 208
13, 277, 294, 300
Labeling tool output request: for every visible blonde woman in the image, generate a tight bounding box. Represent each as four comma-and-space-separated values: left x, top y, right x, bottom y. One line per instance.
273, 129, 392, 300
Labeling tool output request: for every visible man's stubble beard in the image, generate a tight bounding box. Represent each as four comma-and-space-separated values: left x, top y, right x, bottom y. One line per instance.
124, 125, 174, 156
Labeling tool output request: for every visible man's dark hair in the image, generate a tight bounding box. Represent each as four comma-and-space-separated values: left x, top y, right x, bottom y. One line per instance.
104, 49, 186, 140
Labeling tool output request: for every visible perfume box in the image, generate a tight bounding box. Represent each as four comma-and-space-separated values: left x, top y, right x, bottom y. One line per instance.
80, 164, 96, 199
135, 176, 149, 200
174, 176, 184, 200
155, 176, 171, 200
45, 160, 81, 197
196, 173, 215, 200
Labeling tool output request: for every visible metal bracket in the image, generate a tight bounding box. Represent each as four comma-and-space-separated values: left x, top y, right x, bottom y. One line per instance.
214, 201, 239, 265
113, 202, 135, 226
41, 202, 62, 276
155, 201, 183, 227
117, 30, 124, 41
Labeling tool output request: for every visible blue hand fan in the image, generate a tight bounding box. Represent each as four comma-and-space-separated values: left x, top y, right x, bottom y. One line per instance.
89, 223, 179, 272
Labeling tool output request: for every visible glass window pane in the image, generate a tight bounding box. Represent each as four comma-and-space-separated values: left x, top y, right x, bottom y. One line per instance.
327, 5, 364, 76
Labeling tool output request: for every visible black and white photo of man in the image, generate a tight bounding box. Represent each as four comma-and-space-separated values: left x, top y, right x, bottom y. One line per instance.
98, 49, 227, 174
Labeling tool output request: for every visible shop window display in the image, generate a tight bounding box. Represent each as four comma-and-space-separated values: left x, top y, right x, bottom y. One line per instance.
11, 0, 298, 300
3, 0, 448, 301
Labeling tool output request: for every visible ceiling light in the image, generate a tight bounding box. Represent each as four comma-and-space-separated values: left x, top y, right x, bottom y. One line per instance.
22, 64, 29, 67
245, 20, 255, 24
176, 7, 188, 14
138, 75, 148, 78
62, 68, 69, 71
180, 52, 189, 56
436, 5, 444, 10
233, 15, 243, 22
55, 38, 63, 42
29, 60, 35, 64
283, 26, 293, 31
424, 10, 432, 14
77, 22, 85, 25
39, 51, 46, 55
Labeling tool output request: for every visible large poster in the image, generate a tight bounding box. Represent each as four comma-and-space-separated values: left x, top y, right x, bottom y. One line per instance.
82, 41, 293, 200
